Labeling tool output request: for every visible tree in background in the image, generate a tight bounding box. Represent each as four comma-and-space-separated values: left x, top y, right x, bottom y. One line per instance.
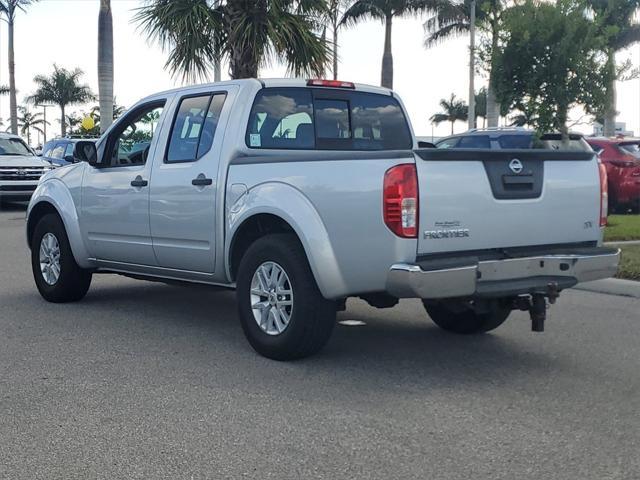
327, 0, 347, 80
493, 0, 610, 140
17, 106, 47, 145
135, 0, 330, 81
474, 87, 486, 127
27, 66, 95, 137
585, 0, 640, 137
0, 0, 36, 135
98, 0, 114, 134
424, 0, 504, 127
430, 93, 468, 134
341, 0, 444, 89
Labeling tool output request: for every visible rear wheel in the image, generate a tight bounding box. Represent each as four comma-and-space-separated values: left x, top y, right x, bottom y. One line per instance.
236, 234, 336, 360
423, 300, 511, 334
31, 213, 92, 303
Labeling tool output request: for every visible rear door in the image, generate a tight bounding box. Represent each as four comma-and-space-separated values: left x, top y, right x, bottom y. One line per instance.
414, 149, 602, 255
149, 86, 236, 273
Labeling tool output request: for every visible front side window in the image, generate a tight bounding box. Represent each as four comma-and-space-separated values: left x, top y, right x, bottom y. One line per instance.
245, 88, 412, 150
50, 144, 65, 159
106, 102, 165, 167
166, 93, 226, 163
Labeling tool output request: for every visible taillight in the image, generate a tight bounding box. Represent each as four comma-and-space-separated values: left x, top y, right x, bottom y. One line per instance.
599, 161, 608, 227
383, 164, 418, 238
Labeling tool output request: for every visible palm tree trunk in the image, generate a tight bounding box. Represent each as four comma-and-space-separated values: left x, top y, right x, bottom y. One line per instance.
60, 105, 66, 137
486, 26, 500, 128
381, 15, 393, 89
603, 50, 617, 137
332, 15, 338, 80
98, 0, 114, 134
451, 121, 454, 135
8, 14, 18, 135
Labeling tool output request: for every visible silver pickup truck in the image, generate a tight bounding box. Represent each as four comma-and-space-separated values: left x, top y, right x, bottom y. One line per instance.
26, 78, 620, 360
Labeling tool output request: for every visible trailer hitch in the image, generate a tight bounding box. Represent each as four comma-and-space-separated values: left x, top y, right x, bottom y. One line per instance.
513, 282, 560, 333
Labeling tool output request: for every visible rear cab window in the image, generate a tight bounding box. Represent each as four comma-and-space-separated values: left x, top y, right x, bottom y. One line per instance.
245, 88, 412, 151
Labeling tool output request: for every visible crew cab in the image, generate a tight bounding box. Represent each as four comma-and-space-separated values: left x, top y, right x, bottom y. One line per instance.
0, 133, 55, 206
26, 79, 620, 360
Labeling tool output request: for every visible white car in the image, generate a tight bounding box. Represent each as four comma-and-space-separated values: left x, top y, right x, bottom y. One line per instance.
0, 133, 55, 205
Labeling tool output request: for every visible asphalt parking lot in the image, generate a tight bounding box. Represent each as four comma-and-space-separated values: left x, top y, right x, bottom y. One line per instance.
1, 205, 639, 479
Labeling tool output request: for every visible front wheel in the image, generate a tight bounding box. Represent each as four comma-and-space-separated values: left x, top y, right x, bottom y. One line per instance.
236, 234, 336, 360
31, 213, 92, 303
423, 300, 511, 334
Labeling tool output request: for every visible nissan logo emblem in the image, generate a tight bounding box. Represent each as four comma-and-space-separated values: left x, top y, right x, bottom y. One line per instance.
509, 158, 523, 174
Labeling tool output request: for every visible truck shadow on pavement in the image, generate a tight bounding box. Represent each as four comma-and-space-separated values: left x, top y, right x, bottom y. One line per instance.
54, 278, 557, 392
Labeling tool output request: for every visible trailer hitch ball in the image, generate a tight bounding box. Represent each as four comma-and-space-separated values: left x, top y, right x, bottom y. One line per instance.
530, 294, 546, 332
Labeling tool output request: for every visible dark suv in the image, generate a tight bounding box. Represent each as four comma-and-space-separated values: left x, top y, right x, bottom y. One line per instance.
41, 138, 97, 166
436, 128, 593, 152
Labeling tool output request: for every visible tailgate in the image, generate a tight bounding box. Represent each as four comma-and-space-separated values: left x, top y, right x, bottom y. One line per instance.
414, 149, 601, 255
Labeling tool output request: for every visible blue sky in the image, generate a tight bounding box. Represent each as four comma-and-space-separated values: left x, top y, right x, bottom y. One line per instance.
0, 0, 638, 140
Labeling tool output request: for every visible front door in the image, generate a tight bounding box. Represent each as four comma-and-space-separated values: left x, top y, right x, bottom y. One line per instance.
149, 88, 232, 273
80, 99, 167, 265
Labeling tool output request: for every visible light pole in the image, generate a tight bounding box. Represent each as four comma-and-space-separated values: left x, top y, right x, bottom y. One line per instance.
36, 104, 54, 144
468, 0, 476, 131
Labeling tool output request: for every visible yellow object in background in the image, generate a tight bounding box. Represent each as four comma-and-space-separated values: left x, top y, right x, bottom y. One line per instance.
81, 116, 95, 130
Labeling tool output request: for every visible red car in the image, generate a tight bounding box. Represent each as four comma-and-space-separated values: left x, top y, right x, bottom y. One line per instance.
587, 137, 640, 213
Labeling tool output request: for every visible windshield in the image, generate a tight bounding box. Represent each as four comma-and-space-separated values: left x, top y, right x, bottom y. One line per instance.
537, 134, 592, 152
0, 137, 33, 156
619, 143, 640, 158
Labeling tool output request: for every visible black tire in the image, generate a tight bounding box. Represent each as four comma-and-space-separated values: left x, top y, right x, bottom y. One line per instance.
423, 300, 511, 334
31, 213, 92, 303
236, 233, 336, 360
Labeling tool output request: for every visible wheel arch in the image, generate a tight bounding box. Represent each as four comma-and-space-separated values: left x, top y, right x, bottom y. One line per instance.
26, 181, 93, 269
225, 184, 347, 299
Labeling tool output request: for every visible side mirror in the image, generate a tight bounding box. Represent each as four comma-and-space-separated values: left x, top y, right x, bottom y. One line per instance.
73, 141, 99, 166
64, 154, 75, 163
417, 141, 436, 149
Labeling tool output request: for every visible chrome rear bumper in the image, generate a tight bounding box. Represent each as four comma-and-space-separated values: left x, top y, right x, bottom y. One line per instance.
386, 248, 620, 299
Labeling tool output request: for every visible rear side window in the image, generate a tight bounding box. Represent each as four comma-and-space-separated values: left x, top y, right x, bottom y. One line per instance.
166, 93, 226, 163
457, 135, 491, 148
498, 135, 532, 149
245, 88, 412, 150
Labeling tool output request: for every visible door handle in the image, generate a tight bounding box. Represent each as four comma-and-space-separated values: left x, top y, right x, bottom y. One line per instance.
192, 174, 213, 187
131, 175, 148, 187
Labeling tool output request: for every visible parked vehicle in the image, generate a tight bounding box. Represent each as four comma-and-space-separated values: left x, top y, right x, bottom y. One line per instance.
41, 138, 98, 166
0, 133, 56, 205
26, 79, 619, 360
586, 137, 640, 213
435, 127, 594, 151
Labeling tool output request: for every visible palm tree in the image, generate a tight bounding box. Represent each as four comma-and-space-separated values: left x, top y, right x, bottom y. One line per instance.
327, 0, 348, 80
585, 0, 640, 136
17, 106, 48, 146
340, 0, 443, 89
0, 0, 36, 135
27, 66, 95, 137
430, 93, 468, 134
424, 0, 504, 127
98, 0, 114, 134
135, 0, 330, 81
